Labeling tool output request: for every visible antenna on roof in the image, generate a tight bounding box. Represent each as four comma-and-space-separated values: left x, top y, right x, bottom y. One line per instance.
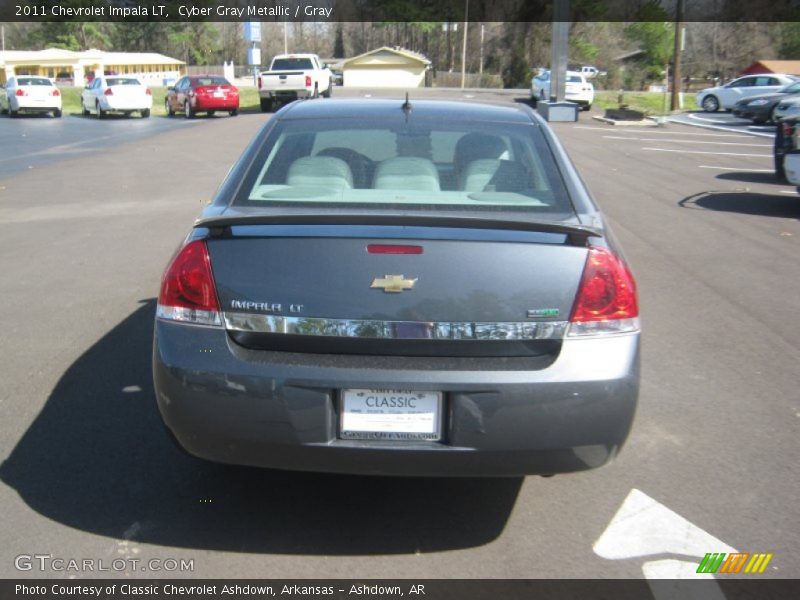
402, 92, 412, 114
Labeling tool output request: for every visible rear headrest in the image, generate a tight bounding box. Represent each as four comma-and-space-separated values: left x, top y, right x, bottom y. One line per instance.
462, 159, 528, 193
373, 157, 440, 191
453, 133, 508, 175
287, 156, 353, 190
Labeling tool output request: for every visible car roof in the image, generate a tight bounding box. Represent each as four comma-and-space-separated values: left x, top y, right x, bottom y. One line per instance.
278, 99, 537, 124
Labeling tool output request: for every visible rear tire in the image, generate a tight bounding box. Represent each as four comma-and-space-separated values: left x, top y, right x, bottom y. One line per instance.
95, 102, 104, 119
701, 95, 719, 112
53, 108, 62, 118
583, 103, 592, 112
9, 108, 18, 118
322, 84, 332, 98
229, 109, 238, 117
82, 102, 89, 116
165, 99, 174, 116
184, 101, 194, 119
260, 97, 273, 112
208, 110, 216, 117
141, 108, 150, 118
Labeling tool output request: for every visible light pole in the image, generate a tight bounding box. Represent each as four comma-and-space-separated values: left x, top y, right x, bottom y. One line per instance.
460, 0, 469, 88
670, 0, 685, 111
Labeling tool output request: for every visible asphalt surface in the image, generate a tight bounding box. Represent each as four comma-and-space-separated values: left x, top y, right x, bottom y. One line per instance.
0, 91, 798, 583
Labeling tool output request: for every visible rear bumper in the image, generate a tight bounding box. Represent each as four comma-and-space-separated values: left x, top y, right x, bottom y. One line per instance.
153, 321, 639, 477
192, 96, 240, 111
12, 97, 61, 112
565, 92, 593, 106
100, 97, 152, 112
260, 89, 313, 100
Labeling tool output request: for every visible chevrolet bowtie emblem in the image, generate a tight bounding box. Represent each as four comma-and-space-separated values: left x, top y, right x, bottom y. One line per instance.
370, 274, 418, 293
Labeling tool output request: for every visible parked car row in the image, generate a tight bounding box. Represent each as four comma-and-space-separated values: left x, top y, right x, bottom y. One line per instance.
2, 74, 241, 120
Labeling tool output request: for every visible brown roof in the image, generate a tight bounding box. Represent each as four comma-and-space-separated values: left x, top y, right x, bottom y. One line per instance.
742, 60, 800, 75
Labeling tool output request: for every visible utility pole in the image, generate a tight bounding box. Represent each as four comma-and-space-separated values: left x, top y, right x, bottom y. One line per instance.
460, 0, 469, 88
670, 0, 684, 111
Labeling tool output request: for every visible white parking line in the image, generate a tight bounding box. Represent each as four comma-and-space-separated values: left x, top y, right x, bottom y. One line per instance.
699, 165, 774, 172
642, 147, 771, 157
667, 115, 774, 138
574, 125, 749, 138
687, 113, 745, 124
603, 135, 770, 147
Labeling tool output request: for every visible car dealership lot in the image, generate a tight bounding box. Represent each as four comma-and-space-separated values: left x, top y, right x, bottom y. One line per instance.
0, 90, 798, 580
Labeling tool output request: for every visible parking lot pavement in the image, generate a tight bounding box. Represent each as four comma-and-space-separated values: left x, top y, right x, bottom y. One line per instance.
0, 112, 214, 179
0, 97, 798, 582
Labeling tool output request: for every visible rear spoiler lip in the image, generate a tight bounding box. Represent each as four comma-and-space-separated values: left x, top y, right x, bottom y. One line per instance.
195, 213, 603, 244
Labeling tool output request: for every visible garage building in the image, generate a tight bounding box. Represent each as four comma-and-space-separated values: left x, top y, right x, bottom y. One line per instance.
342, 47, 431, 88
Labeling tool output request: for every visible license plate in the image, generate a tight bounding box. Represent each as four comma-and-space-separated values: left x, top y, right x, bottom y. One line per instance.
339, 389, 442, 441
213, 91, 224, 98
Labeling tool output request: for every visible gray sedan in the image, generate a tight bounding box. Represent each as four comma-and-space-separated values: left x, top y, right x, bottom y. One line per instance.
153, 99, 640, 477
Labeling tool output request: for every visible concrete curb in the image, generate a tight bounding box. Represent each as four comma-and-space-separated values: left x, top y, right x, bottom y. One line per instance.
591, 115, 663, 127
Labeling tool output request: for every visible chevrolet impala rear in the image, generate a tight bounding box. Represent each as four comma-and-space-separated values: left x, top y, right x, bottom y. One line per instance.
153, 99, 640, 476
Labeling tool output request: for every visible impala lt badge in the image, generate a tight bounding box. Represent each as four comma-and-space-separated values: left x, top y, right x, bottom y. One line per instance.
370, 274, 417, 293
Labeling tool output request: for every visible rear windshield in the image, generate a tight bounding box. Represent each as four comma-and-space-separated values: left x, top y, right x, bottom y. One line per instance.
193, 76, 229, 86
17, 78, 52, 86
106, 78, 141, 86
567, 75, 583, 83
235, 117, 573, 215
271, 58, 314, 71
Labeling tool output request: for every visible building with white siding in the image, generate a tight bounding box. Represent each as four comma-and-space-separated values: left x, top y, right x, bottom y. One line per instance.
0, 48, 185, 85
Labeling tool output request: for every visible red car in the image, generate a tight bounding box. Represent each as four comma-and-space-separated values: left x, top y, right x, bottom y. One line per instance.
165, 75, 239, 118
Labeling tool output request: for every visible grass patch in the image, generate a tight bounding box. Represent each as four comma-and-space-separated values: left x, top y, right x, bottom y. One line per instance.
58, 86, 262, 116
594, 91, 697, 115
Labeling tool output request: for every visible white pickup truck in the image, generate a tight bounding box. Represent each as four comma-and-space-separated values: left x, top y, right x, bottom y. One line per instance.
258, 53, 333, 112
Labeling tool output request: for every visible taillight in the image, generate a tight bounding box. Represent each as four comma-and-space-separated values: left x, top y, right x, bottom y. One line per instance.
156, 240, 221, 327
104, 88, 113, 96
568, 246, 639, 336
145, 88, 152, 96
51, 89, 60, 97
783, 122, 794, 138
258, 77, 262, 89
305, 75, 312, 87
15, 89, 26, 97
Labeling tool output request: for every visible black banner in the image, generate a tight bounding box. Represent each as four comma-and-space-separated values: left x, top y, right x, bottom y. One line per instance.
3, 579, 800, 600
1, 0, 800, 22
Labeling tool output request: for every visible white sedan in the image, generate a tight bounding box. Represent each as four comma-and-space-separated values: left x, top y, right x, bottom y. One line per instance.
81, 76, 152, 118
696, 74, 798, 112
0, 76, 62, 118
531, 70, 594, 110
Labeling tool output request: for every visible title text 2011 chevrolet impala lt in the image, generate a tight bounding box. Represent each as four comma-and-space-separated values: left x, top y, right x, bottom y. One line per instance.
153, 99, 640, 477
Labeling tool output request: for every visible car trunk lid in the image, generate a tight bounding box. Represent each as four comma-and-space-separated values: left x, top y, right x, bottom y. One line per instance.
202, 217, 593, 357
